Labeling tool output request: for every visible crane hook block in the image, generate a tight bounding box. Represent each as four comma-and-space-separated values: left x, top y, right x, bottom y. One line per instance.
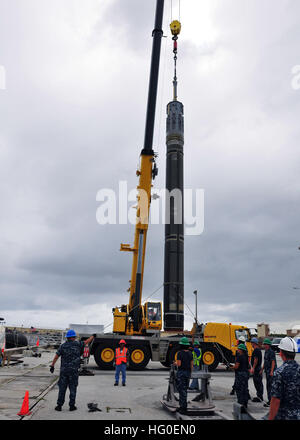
170, 20, 181, 36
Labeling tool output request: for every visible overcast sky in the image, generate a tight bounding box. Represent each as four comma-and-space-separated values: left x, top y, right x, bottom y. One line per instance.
0, 0, 300, 333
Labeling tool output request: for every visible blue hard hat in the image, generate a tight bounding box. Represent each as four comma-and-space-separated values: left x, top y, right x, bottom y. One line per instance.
66, 329, 76, 338
251, 337, 259, 344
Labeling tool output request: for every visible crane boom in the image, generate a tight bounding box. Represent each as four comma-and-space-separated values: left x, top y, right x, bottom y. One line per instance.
142, 0, 164, 155
119, 0, 164, 333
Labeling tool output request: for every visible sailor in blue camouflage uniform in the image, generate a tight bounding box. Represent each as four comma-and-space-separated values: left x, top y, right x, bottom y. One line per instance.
50, 330, 95, 411
260, 338, 277, 407
269, 337, 300, 420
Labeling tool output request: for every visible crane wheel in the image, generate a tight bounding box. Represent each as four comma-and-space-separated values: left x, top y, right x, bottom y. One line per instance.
160, 361, 171, 368
202, 348, 219, 371
128, 346, 150, 370
168, 346, 181, 365
94, 344, 114, 370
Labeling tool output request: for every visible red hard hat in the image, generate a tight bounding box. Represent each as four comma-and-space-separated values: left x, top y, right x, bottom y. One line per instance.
119, 339, 126, 344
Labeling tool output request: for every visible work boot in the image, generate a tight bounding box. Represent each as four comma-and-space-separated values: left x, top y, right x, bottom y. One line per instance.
122, 383, 126, 386
263, 401, 270, 408
55, 405, 62, 411
252, 397, 262, 403
114, 382, 118, 386
69, 405, 77, 411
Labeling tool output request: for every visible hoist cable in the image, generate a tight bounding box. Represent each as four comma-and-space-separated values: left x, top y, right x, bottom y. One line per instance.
171, 0, 181, 21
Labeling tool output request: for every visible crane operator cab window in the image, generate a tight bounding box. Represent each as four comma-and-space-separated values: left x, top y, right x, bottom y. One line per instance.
235, 329, 250, 342
146, 302, 162, 322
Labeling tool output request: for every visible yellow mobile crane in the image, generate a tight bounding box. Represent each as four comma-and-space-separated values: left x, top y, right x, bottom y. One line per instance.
112, 0, 164, 337
112, 15, 183, 339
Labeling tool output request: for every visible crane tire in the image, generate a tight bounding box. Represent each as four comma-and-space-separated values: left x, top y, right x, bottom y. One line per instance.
202, 348, 219, 371
168, 345, 181, 365
94, 344, 115, 370
128, 345, 150, 370
160, 361, 171, 368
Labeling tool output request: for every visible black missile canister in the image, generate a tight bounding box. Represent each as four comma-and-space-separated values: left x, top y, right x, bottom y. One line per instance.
163, 98, 184, 331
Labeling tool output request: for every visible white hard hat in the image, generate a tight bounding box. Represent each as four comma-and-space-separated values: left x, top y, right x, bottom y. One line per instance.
238, 336, 246, 342
278, 337, 297, 353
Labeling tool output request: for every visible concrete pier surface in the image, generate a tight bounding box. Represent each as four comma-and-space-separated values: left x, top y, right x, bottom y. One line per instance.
0, 350, 58, 420
1, 349, 298, 420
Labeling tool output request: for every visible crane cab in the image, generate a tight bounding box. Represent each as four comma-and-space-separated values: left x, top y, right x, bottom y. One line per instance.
144, 301, 162, 331
113, 301, 162, 335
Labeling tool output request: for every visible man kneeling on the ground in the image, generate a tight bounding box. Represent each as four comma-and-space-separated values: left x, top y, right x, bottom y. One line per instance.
50, 330, 95, 412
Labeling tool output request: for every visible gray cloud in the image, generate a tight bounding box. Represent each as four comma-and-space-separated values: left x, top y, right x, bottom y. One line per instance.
0, 0, 300, 333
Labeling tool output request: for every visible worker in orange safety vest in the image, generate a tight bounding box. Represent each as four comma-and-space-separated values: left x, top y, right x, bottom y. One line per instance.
114, 339, 129, 386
